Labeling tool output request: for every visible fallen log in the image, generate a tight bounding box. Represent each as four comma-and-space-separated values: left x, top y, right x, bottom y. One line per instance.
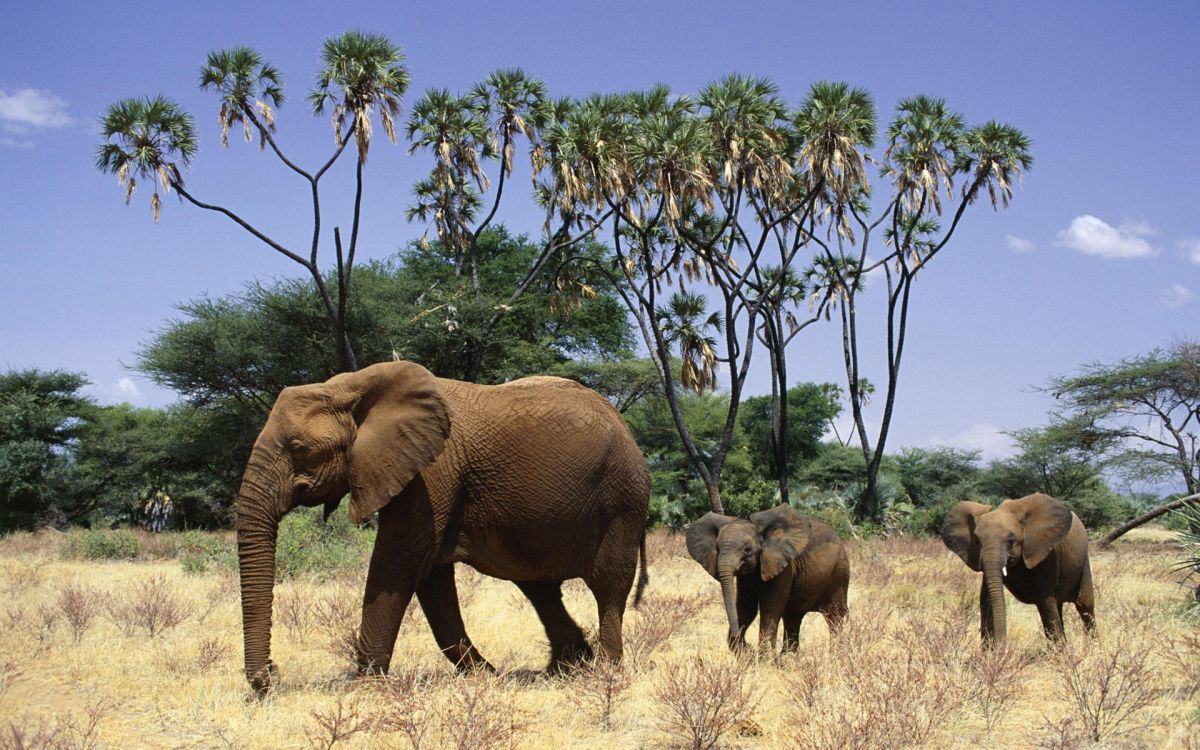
1098, 492, 1200, 547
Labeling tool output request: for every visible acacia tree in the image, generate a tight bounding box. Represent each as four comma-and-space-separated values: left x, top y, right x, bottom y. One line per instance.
805, 96, 1033, 518
1043, 341, 1200, 496
97, 32, 410, 373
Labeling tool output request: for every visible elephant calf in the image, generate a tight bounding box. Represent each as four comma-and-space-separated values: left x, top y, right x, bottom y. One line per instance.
686, 504, 849, 653
942, 493, 1096, 645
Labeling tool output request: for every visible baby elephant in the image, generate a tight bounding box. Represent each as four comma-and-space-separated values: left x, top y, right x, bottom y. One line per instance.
686, 504, 849, 653
942, 493, 1096, 645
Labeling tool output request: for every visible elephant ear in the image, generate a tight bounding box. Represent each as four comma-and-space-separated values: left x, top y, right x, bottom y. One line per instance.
751, 505, 810, 582
941, 501, 992, 571
685, 512, 734, 579
1004, 494, 1074, 568
338, 361, 451, 524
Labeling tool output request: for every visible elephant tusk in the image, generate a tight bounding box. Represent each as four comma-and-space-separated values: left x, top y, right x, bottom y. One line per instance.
1002, 565, 1007, 577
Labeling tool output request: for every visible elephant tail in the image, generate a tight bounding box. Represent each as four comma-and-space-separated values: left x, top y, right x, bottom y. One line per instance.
633, 528, 650, 608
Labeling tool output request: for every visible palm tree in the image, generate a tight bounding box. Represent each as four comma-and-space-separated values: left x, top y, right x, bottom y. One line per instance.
882, 95, 966, 215
198, 47, 283, 148
793, 81, 876, 210
96, 96, 197, 222
310, 30, 410, 163
962, 121, 1033, 209
657, 291, 723, 394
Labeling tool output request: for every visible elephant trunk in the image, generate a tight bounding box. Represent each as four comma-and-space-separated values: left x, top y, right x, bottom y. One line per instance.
982, 547, 1008, 645
236, 453, 288, 695
718, 562, 739, 643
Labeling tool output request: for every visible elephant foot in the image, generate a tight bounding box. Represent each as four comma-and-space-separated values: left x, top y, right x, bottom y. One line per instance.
248, 660, 278, 698
355, 652, 391, 678
449, 647, 495, 675
545, 641, 594, 676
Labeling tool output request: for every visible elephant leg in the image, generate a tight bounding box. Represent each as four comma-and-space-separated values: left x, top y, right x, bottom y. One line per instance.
356, 499, 437, 675
781, 611, 805, 653
415, 564, 492, 673
1036, 598, 1065, 641
586, 518, 640, 663
1075, 562, 1097, 636
514, 580, 593, 673
821, 586, 849, 634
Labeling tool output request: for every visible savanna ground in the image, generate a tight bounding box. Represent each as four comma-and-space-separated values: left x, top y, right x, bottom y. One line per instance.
0, 528, 1196, 749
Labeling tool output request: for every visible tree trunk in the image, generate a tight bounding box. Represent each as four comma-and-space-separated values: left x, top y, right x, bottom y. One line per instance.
1098, 493, 1200, 546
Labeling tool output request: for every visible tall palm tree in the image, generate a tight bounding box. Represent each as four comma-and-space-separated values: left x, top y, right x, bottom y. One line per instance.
657, 291, 723, 394
793, 81, 876, 209
96, 96, 197, 222
882, 95, 966, 215
310, 30, 409, 163
198, 47, 283, 148
962, 121, 1033, 209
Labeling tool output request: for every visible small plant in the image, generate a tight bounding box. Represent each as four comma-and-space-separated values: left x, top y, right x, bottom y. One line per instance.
32, 601, 61, 653
373, 669, 437, 750
624, 593, 706, 665
62, 529, 141, 560
56, 582, 100, 644
970, 644, 1030, 736
305, 693, 375, 750
1052, 633, 1158, 745
276, 586, 314, 640
652, 655, 758, 750
571, 659, 632, 731
106, 574, 191, 637
441, 672, 529, 750
3, 560, 45, 597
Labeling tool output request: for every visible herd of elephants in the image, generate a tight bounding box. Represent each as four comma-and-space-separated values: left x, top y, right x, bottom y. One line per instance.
234, 361, 1097, 694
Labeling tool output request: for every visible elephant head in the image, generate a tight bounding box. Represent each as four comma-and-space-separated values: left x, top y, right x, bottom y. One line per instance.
941, 494, 1073, 643
235, 361, 450, 693
685, 505, 811, 643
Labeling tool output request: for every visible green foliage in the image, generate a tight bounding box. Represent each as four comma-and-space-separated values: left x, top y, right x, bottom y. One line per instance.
62, 528, 141, 560
793, 442, 870, 491
178, 530, 237, 575
981, 424, 1110, 506
739, 383, 842, 482
274, 506, 374, 581
0, 370, 94, 531
1064, 489, 1135, 531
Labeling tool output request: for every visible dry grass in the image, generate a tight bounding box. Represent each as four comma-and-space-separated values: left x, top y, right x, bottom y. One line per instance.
0, 529, 1194, 749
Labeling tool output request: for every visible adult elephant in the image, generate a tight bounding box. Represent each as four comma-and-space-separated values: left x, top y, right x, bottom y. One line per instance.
941, 493, 1096, 646
686, 505, 849, 653
236, 361, 650, 693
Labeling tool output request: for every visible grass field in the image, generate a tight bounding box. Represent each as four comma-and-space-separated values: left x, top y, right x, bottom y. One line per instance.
0, 528, 1195, 749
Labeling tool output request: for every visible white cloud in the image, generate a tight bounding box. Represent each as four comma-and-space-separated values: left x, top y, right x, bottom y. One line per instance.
1160, 283, 1196, 309
0, 87, 74, 132
928, 423, 1015, 462
87, 376, 146, 405
0, 136, 33, 149
1054, 214, 1157, 259
1006, 235, 1035, 253
1179, 237, 1200, 265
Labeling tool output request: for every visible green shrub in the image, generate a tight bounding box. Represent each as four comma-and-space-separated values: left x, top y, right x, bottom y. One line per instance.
61, 528, 141, 560
1066, 490, 1134, 531
274, 506, 372, 581
177, 531, 237, 575
805, 506, 857, 540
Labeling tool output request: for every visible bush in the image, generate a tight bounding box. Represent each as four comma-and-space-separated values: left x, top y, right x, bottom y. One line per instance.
275, 507, 373, 581
1066, 490, 1134, 531
61, 528, 140, 560
178, 531, 237, 575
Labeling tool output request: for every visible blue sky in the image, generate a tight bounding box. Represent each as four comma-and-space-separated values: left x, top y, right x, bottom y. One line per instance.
1, 1, 1197, 475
